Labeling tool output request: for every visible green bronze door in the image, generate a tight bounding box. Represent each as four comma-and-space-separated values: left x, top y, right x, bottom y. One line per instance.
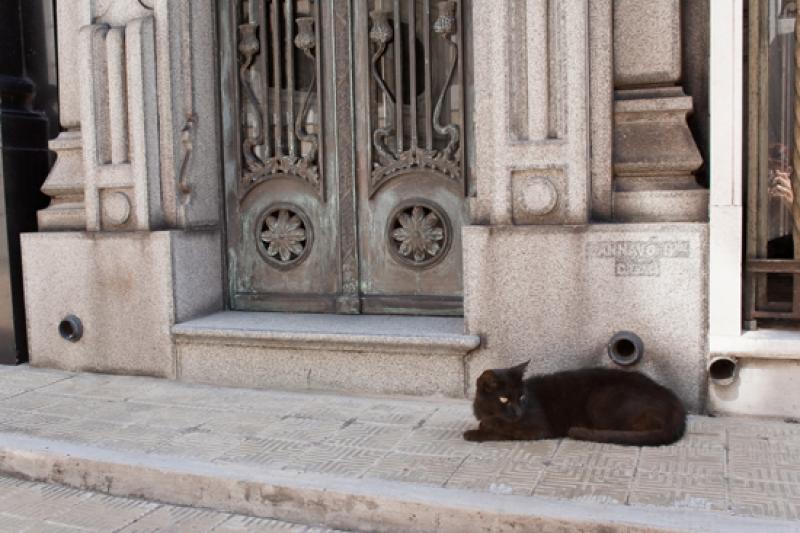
221, 0, 469, 315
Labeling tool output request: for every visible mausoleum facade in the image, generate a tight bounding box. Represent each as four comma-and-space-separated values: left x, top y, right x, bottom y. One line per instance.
18, 0, 796, 417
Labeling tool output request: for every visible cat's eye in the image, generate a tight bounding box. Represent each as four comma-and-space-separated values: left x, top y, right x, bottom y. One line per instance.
520, 395, 526, 402
499, 396, 509, 404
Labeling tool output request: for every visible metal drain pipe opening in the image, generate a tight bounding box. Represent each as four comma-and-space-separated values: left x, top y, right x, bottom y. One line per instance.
608, 331, 644, 366
708, 356, 738, 386
59, 315, 83, 342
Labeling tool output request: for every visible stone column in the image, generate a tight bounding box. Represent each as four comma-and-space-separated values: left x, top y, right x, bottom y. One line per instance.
36, 0, 92, 230
611, 0, 706, 222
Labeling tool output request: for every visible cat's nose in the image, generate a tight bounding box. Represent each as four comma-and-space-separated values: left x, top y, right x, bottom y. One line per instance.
511, 405, 522, 419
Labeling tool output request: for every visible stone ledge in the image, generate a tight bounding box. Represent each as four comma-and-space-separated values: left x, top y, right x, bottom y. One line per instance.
711, 330, 800, 360
172, 311, 480, 356
1, 433, 794, 533
613, 188, 709, 223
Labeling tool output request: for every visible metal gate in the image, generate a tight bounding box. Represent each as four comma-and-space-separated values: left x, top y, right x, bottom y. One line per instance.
220, 0, 469, 315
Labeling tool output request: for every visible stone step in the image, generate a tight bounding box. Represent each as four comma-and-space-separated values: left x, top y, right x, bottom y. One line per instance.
0, 366, 798, 533
0, 474, 348, 532
172, 311, 481, 397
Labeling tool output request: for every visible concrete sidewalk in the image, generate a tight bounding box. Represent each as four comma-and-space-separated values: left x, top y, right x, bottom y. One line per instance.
0, 365, 798, 532
0, 474, 347, 532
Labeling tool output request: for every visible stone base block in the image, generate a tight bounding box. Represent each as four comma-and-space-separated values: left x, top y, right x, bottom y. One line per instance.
21, 230, 222, 377
613, 188, 709, 222
174, 311, 480, 397
463, 223, 708, 412
708, 358, 800, 418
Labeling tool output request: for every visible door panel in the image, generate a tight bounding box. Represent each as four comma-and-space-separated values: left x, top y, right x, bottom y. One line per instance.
221, 0, 467, 315
354, 0, 468, 315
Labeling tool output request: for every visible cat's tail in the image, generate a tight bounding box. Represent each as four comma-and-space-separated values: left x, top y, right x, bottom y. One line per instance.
567, 411, 686, 447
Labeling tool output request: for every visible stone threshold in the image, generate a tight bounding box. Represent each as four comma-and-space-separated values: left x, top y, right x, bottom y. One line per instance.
172, 311, 480, 355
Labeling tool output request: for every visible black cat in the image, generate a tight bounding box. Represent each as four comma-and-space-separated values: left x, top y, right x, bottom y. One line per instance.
463, 361, 686, 446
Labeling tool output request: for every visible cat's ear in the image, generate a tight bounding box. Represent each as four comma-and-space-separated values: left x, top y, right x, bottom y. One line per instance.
509, 360, 530, 379
477, 369, 498, 392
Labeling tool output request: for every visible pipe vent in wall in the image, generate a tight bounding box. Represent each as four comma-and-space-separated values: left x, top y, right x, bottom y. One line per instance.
608, 331, 644, 367
708, 356, 738, 386
59, 315, 83, 342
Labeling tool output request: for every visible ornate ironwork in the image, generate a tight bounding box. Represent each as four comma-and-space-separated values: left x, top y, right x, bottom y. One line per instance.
432, 1, 460, 160
256, 204, 313, 268
387, 201, 451, 269
236, 1, 323, 197
367, 0, 465, 196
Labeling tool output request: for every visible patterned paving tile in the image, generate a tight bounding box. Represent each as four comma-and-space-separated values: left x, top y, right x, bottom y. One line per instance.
150, 430, 246, 461
0, 514, 37, 533
213, 515, 345, 532
685, 415, 728, 437
46, 493, 158, 531
629, 471, 727, 511
534, 465, 630, 506
0, 482, 86, 522
124, 405, 217, 430
549, 440, 639, 472
364, 452, 464, 486
325, 421, 411, 451
507, 439, 560, 463
726, 420, 800, 438
216, 437, 309, 469
285, 444, 387, 477
199, 412, 281, 437
0, 392, 64, 412
446, 455, 510, 492
393, 427, 478, 457
0, 368, 72, 391
117, 505, 229, 532
728, 463, 800, 485
729, 498, 800, 521
0, 411, 75, 438
258, 416, 344, 443
492, 459, 547, 496
290, 398, 377, 422
354, 402, 434, 426
423, 406, 475, 431
728, 478, 800, 499
636, 445, 725, 476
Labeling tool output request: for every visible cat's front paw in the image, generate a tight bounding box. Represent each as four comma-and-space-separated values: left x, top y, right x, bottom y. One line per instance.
463, 429, 487, 442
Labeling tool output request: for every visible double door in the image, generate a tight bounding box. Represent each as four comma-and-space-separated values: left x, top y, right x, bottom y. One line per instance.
221, 0, 469, 314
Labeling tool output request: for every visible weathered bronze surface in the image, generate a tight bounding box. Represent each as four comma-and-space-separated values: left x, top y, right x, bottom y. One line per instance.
220, 0, 469, 315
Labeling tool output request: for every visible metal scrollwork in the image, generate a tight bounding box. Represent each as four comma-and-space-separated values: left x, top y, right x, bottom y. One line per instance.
369, 9, 397, 167
236, 1, 323, 198
432, 0, 461, 160
238, 23, 265, 174
367, 0, 464, 196
294, 17, 319, 164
